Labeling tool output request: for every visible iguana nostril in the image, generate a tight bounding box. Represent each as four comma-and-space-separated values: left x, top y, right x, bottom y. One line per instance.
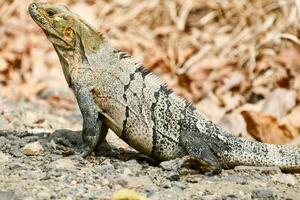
29, 3, 37, 10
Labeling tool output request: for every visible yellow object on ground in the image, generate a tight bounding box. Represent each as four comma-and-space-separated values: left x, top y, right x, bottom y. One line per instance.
112, 189, 150, 200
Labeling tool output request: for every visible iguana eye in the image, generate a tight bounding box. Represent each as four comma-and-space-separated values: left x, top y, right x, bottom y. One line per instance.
47, 10, 55, 18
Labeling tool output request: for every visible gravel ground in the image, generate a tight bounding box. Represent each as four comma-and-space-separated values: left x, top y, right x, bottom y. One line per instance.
1, 95, 300, 200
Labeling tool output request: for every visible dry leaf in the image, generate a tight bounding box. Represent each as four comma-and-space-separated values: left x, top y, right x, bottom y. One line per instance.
217, 71, 244, 94
186, 56, 228, 80
281, 106, 300, 128
196, 98, 225, 122
70, 3, 98, 27
0, 56, 8, 72
218, 112, 250, 139
241, 110, 298, 144
288, 136, 300, 148
221, 93, 243, 112
261, 88, 296, 120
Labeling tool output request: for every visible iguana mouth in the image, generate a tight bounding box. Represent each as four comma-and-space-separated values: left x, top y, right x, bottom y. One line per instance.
28, 3, 48, 27
28, 3, 74, 49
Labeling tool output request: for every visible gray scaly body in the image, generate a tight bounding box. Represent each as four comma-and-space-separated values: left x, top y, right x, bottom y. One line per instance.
29, 2, 300, 173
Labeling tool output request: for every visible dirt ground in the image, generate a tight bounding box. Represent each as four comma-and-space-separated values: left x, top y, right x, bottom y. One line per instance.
0, 94, 300, 200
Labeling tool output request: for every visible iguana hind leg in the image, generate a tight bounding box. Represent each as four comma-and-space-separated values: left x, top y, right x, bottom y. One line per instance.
74, 83, 108, 157
180, 131, 222, 174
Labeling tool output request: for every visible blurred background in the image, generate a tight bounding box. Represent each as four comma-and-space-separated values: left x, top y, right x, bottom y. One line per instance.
1, 0, 300, 145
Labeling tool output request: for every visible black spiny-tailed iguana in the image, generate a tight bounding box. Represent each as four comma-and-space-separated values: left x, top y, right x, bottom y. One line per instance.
29, 2, 300, 174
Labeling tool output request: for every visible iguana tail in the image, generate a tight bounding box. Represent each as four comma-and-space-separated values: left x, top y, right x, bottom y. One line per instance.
219, 135, 300, 172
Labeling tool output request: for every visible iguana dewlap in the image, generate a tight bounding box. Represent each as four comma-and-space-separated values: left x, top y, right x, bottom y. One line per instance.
29, 2, 300, 174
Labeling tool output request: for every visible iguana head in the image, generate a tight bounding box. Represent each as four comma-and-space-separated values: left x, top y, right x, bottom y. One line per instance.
28, 2, 102, 54
29, 2, 104, 85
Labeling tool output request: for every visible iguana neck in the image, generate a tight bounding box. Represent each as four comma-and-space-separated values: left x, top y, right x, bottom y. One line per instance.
53, 28, 105, 86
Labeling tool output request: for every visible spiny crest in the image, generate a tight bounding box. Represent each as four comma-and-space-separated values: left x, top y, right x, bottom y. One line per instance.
113, 48, 193, 106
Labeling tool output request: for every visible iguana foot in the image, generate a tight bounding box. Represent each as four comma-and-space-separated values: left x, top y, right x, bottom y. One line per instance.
180, 155, 221, 174
180, 131, 222, 174
160, 156, 221, 175
81, 135, 99, 157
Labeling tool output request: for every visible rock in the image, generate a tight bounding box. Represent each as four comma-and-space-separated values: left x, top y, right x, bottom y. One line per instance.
37, 191, 51, 200
150, 187, 186, 200
0, 121, 9, 132
10, 144, 23, 157
161, 181, 172, 189
222, 194, 238, 200
234, 166, 281, 175
223, 175, 247, 185
0, 190, 15, 200
272, 174, 298, 186
171, 181, 186, 190
251, 189, 273, 199
0, 152, 10, 163
94, 163, 115, 179
25, 170, 45, 180
21, 142, 43, 156
125, 176, 157, 191
51, 158, 75, 169
0, 137, 8, 150
9, 119, 23, 129
123, 167, 133, 176
101, 179, 110, 186
166, 172, 180, 181
159, 158, 180, 171
185, 176, 199, 183
9, 163, 25, 170
112, 188, 149, 200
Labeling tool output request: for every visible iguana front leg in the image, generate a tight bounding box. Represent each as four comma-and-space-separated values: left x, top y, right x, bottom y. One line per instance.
73, 82, 108, 157
180, 131, 222, 174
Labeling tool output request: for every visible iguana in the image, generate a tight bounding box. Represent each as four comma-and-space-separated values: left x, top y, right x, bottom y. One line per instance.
29, 2, 300, 174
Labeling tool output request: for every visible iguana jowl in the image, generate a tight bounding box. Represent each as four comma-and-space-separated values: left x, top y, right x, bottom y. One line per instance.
29, 2, 300, 173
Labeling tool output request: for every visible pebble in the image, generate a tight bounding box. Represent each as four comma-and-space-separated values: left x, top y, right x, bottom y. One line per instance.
10, 119, 22, 129
159, 159, 180, 171
222, 194, 238, 200
101, 179, 110, 186
0, 118, 8, 126
251, 189, 273, 199
0, 97, 299, 199
71, 180, 77, 185
223, 175, 247, 185
234, 166, 282, 175
161, 181, 172, 188
21, 142, 43, 156
10, 144, 23, 157
172, 181, 186, 190
94, 164, 115, 179
9, 163, 25, 170
166, 171, 180, 181
272, 174, 298, 186
123, 167, 133, 176
37, 191, 51, 200
0, 190, 15, 200
51, 158, 75, 169
126, 176, 156, 190
0, 136, 8, 150
0, 152, 10, 163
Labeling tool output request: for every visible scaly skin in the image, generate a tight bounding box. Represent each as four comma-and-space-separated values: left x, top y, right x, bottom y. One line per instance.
29, 2, 300, 173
